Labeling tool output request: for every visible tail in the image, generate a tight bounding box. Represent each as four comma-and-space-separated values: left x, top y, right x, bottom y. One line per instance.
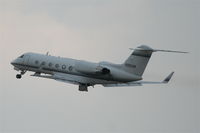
123, 45, 188, 77
123, 45, 153, 76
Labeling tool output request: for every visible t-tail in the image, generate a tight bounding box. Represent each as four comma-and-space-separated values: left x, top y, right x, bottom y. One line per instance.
123, 45, 188, 77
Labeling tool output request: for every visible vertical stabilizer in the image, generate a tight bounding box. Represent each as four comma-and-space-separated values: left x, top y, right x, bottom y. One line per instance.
123, 45, 153, 76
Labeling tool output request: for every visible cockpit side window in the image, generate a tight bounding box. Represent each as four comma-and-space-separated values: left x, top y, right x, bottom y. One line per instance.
19, 55, 24, 58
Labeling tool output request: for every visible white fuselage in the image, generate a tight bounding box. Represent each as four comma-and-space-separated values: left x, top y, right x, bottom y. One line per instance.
11, 53, 142, 85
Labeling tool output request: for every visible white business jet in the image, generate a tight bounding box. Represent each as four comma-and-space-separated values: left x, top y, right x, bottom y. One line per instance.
11, 45, 187, 91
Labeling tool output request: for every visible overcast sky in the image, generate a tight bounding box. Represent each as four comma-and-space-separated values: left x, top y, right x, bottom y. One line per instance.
0, 0, 199, 133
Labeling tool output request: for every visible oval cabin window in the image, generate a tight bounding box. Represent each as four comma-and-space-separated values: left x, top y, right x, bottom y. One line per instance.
35, 60, 39, 65
62, 65, 66, 70
48, 63, 53, 67
68, 66, 73, 71
41, 61, 46, 66
55, 64, 59, 68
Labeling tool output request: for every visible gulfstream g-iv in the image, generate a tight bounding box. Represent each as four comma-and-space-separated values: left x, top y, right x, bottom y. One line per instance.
11, 45, 187, 91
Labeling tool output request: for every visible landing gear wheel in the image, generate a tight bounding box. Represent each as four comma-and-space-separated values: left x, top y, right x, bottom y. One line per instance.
79, 85, 88, 92
16, 74, 22, 79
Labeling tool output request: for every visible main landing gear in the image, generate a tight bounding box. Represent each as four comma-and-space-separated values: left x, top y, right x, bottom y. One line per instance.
16, 70, 26, 79
16, 74, 22, 79
78, 84, 94, 92
79, 84, 88, 92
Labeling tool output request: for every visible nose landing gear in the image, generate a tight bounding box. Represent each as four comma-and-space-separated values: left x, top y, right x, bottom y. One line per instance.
16, 74, 22, 79
16, 70, 26, 79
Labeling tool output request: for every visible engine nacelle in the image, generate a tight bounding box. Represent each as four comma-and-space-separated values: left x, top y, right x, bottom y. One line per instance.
75, 61, 110, 75
109, 67, 142, 82
100, 64, 142, 82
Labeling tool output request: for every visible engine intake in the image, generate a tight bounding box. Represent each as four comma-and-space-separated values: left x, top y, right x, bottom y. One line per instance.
101, 68, 110, 74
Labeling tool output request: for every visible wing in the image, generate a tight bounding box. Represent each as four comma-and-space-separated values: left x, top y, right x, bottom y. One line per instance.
103, 72, 174, 87
31, 72, 82, 85
31, 72, 115, 86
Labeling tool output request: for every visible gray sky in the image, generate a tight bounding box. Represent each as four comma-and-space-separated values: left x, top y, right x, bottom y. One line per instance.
0, 0, 199, 133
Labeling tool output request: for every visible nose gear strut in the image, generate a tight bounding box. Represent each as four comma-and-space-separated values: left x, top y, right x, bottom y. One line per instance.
16, 70, 26, 79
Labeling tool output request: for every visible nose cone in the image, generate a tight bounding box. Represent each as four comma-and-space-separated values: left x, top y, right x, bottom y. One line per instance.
11, 59, 17, 66
11, 58, 22, 66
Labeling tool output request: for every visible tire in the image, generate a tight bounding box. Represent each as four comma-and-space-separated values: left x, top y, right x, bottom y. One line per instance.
16, 74, 22, 79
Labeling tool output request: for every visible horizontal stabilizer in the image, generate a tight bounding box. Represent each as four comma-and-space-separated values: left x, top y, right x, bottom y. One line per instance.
153, 49, 188, 53
129, 45, 188, 53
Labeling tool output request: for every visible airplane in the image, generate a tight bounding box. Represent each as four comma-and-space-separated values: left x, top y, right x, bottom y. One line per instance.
11, 45, 187, 92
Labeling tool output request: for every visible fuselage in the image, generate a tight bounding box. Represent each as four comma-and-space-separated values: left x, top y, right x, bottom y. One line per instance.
11, 52, 142, 85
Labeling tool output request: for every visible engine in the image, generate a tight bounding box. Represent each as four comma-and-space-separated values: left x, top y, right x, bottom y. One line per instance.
75, 61, 110, 75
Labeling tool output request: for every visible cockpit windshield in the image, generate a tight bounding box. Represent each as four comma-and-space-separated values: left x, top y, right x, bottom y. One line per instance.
19, 54, 24, 58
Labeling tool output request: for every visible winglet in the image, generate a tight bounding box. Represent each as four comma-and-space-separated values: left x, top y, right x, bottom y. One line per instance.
163, 72, 174, 83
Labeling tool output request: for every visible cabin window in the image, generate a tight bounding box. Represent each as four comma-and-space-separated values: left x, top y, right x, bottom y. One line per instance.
48, 62, 53, 67
68, 66, 73, 71
62, 65, 66, 70
55, 64, 59, 68
35, 60, 39, 65
19, 55, 24, 58
41, 61, 46, 66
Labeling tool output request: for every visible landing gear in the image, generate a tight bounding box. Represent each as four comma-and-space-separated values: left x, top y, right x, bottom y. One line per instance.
20, 70, 26, 75
16, 70, 26, 79
16, 74, 22, 79
78, 84, 93, 92
79, 85, 88, 92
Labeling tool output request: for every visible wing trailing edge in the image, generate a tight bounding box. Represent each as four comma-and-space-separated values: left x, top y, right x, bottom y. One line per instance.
103, 72, 174, 87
